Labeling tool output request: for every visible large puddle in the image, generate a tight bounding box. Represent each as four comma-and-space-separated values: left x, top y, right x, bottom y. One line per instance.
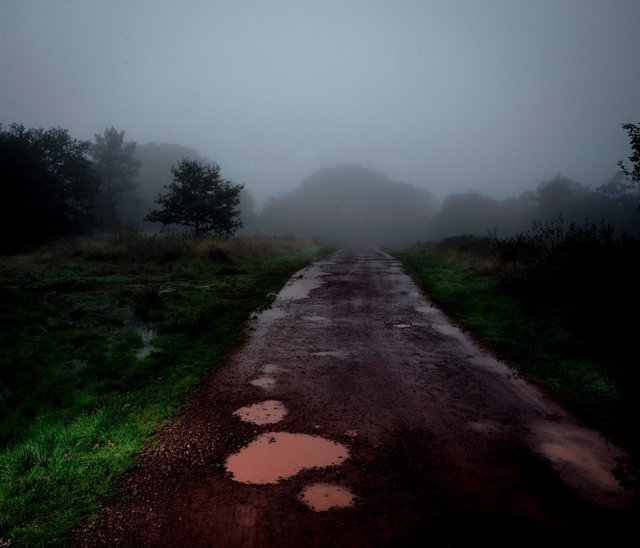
233, 400, 288, 425
277, 264, 326, 301
225, 432, 349, 485
299, 483, 355, 511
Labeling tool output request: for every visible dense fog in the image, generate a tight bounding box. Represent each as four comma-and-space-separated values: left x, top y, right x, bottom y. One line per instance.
1, 1, 640, 246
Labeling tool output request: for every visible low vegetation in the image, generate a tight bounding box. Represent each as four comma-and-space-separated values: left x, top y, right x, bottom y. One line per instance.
0, 233, 329, 546
394, 218, 640, 459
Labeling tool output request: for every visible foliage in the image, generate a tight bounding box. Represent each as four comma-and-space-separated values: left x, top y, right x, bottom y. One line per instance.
91, 127, 141, 229
395, 223, 640, 458
0, 123, 99, 252
0, 235, 329, 545
618, 122, 640, 186
260, 165, 434, 245
146, 159, 243, 236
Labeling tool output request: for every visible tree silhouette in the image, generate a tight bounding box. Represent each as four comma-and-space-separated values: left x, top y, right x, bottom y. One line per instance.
91, 127, 140, 229
618, 122, 640, 187
146, 159, 243, 236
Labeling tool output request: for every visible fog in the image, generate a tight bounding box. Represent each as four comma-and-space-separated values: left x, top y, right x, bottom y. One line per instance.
2, 0, 639, 207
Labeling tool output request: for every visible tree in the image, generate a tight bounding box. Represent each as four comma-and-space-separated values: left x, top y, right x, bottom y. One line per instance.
91, 127, 140, 229
145, 158, 243, 236
0, 123, 99, 252
618, 122, 640, 187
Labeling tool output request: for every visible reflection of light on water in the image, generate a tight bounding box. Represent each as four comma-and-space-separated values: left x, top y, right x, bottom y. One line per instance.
136, 328, 156, 359
299, 483, 355, 511
225, 432, 349, 484
233, 400, 288, 425
250, 377, 276, 390
539, 441, 620, 491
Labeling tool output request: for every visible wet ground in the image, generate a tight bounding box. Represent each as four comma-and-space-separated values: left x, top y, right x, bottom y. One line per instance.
79, 248, 636, 546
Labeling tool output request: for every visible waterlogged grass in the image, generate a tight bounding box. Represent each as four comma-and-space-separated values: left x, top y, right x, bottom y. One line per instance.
0, 236, 330, 546
394, 250, 625, 447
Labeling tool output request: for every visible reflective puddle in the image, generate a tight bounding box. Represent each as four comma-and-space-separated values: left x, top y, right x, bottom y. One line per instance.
393, 323, 412, 329
225, 432, 349, 484
250, 377, 276, 390
233, 400, 288, 425
136, 328, 157, 359
540, 441, 620, 491
299, 483, 355, 511
262, 364, 282, 375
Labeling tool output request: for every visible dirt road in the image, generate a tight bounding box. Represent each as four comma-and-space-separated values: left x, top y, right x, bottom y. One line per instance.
81, 248, 635, 546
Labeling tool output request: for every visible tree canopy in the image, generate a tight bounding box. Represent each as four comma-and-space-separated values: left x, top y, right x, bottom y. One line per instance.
145, 159, 243, 236
0, 123, 99, 252
91, 127, 140, 229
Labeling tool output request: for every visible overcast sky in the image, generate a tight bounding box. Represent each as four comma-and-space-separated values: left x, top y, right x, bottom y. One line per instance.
1, 0, 639, 202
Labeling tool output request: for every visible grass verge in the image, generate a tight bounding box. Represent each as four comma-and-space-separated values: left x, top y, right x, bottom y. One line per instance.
0, 234, 331, 547
394, 244, 635, 460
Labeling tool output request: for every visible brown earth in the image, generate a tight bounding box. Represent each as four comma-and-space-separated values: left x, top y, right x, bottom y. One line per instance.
77, 248, 636, 546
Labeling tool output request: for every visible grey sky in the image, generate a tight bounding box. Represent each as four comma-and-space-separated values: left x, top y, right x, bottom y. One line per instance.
1, 0, 639, 202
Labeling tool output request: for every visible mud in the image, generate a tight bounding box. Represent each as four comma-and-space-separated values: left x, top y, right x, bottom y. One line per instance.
79, 248, 637, 547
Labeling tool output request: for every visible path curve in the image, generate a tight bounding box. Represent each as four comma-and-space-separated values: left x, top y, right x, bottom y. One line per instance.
81, 248, 635, 546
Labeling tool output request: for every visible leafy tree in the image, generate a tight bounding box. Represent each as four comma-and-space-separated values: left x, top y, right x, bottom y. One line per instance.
618, 122, 640, 186
0, 123, 99, 252
91, 127, 140, 229
145, 159, 243, 236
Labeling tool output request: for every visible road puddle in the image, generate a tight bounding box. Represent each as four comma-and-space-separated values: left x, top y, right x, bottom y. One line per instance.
303, 315, 330, 323
393, 323, 411, 329
277, 264, 326, 301
299, 483, 355, 511
233, 400, 288, 425
225, 432, 349, 484
311, 350, 343, 357
539, 441, 620, 492
250, 377, 276, 390
262, 364, 282, 375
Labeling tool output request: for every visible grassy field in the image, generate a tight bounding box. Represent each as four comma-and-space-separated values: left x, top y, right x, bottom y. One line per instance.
394, 231, 639, 464
0, 233, 330, 547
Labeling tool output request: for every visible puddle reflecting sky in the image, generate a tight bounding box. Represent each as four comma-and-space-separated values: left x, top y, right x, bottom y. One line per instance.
225, 432, 349, 484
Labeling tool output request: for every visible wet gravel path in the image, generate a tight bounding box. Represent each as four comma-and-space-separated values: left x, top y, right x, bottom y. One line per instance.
79, 248, 635, 546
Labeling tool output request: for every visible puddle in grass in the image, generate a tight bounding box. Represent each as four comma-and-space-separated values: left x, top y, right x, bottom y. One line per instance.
250, 377, 276, 390
233, 400, 288, 425
299, 483, 355, 511
225, 432, 349, 484
136, 328, 156, 359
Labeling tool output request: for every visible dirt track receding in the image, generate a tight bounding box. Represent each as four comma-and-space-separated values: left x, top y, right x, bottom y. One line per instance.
80, 248, 636, 546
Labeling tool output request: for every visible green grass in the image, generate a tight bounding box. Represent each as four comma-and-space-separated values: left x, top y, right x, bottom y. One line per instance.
0, 235, 330, 547
394, 249, 626, 451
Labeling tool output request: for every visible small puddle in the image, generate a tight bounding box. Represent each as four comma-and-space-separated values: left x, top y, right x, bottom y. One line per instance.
299, 483, 355, 511
393, 323, 412, 329
136, 328, 157, 359
225, 432, 349, 484
233, 400, 288, 425
277, 264, 325, 301
262, 364, 282, 375
311, 350, 343, 357
303, 315, 330, 323
250, 377, 276, 390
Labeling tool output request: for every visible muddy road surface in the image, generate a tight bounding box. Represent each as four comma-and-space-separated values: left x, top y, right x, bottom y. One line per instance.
81, 248, 635, 546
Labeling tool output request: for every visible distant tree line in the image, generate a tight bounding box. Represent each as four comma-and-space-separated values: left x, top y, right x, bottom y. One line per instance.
0, 123, 247, 253
1, 121, 638, 251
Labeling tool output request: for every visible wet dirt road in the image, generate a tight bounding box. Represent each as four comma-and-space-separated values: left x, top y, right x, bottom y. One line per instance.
82, 248, 635, 546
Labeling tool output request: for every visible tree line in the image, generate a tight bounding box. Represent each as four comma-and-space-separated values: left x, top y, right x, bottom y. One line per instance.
0, 124, 244, 253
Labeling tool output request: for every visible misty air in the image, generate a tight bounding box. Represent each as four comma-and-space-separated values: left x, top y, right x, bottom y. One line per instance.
1, 1, 638, 545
